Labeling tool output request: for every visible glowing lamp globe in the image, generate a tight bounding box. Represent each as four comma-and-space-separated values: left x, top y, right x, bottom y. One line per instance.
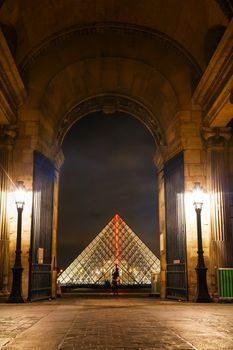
15, 181, 26, 209
193, 182, 203, 210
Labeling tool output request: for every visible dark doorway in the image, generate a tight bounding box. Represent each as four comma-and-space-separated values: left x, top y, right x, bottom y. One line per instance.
28, 151, 55, 301
164, 152, 188, 300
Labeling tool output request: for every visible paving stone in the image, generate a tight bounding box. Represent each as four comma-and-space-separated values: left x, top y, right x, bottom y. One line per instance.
58, 303, 196, 350
0, 338, 12, 347
0, 297, 233, 349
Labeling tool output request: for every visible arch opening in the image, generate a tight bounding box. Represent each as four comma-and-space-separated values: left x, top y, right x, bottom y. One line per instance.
57, 111, 160, 287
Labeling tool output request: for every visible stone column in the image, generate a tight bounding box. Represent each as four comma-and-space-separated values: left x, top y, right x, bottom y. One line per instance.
154, 148, 166, 298
203, 127, 233, 293
0, 126, 16, 295
51, 148, 64, 298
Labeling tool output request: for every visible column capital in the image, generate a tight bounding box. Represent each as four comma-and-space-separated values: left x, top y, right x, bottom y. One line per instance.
52, 146, 64, 170
202, 127, 232, 147
153, 146, 168, 172
0, 125, 17, 149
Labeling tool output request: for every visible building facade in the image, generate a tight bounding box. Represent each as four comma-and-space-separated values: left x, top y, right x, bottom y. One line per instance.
0, 0, 232, 300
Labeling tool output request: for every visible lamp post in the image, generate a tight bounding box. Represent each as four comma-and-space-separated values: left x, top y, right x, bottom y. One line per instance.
193, 182, 211, 302
8, 181, 26, 303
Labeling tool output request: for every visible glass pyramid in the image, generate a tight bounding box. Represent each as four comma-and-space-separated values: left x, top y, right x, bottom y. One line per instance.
58, 214, 160, 285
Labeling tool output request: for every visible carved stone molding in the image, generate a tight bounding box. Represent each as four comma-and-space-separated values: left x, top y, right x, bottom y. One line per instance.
0, 125, 17, 149
56, 94, 166, 148
192, 20, 233, 126
19, 22, 201, 81
153, 146, 168, 172
0, 29, 26, 124
52, 147, 65, 171
202, 126, 232, 147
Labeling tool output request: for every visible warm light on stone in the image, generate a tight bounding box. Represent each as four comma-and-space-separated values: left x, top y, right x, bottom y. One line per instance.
0, 1, 232, 302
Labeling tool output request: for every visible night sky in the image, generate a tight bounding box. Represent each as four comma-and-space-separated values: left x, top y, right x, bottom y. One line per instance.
57, 112, 159, 269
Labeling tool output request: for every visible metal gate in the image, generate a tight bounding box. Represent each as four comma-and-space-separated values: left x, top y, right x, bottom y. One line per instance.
28, 151, 54, 301
164, 152, 188, 300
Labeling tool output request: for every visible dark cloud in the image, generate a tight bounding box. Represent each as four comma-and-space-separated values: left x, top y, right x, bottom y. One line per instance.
57, 112, 159, 269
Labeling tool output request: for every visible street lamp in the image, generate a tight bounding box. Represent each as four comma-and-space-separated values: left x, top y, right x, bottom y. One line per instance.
193, 182, 211, 302
8, 181, 26, 303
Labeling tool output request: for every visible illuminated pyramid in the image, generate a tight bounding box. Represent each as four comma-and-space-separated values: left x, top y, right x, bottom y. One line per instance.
58, 214, 160, 285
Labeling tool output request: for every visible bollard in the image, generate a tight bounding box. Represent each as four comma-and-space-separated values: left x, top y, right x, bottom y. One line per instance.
150, 272, 160, 297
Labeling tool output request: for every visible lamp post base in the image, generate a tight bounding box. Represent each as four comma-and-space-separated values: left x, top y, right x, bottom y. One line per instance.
7, 266, 24, 303
195, 266, 212, 303
7, 295, 24, 303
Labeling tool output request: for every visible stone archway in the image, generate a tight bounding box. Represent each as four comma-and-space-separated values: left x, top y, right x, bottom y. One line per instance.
56, 94, 166, 148
52, 93, 191, 301
43, 93, 169, 299
11, 88, 200, 301
0, 0, 232, 305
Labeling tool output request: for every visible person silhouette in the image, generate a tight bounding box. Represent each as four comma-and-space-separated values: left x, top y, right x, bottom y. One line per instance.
112, 265, 120, 294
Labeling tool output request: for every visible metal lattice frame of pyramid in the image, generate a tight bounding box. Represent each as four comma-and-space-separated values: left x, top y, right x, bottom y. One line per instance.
58, 214, 160, 285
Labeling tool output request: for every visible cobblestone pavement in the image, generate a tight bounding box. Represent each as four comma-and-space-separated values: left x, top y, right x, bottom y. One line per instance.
0, 296, 233, 350
0, 315, 41, 347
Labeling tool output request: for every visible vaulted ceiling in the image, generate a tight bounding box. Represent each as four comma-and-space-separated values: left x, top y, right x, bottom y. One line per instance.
0, 0, 231, 141
0, 0, 229, 69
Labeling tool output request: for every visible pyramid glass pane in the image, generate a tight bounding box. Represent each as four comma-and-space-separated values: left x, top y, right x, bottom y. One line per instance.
58, 214, 160, 285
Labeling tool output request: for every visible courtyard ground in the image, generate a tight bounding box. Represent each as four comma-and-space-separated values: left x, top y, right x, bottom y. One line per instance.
0, 294, 232, 350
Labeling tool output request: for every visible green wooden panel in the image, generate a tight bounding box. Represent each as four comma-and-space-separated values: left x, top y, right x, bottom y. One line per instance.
218, 269, 233, 297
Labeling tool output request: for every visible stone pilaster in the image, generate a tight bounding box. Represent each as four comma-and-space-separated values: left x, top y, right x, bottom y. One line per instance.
154, 147, 166, 298
203, 127, 233, 295
158, 169, 166, 298
0, 29, 26, 124
0, 125, 16, 295
51, 147, 64, 298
